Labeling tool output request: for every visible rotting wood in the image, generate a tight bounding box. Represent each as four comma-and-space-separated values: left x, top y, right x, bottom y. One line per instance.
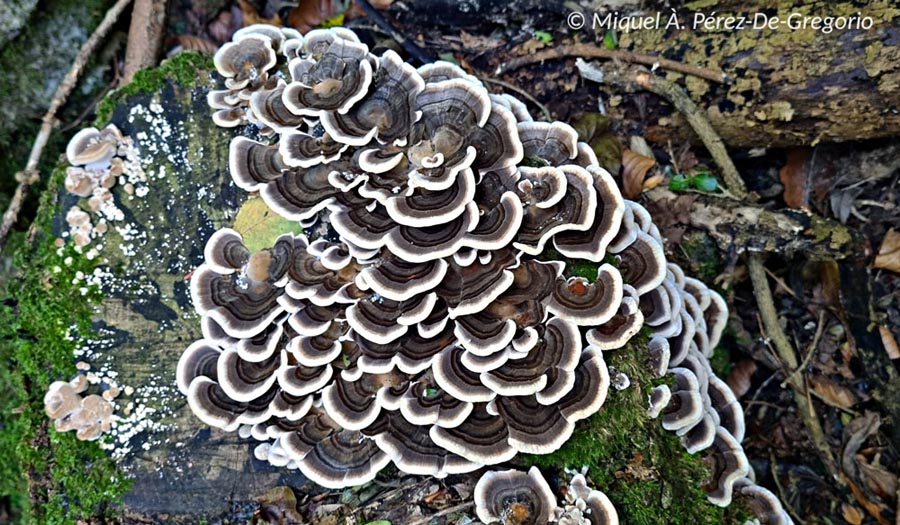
645, 188, 864, 260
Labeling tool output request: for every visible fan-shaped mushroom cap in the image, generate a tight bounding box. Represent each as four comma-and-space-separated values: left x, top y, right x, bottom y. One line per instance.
321, 372, 402, 430
383, 168, 477, 228
613, 231, 667, 295
428, 403, 516, 465
481, 317, 580, 398
734, 478, 793, 525
647, 336, 671, 377
399, 381, 473, 428
321, 50, 424, 145
280, 129, 348, 168
176, 340, 221, 394
648, 384, 671, 419
554, 165, 625, 262
214, 34, 277, 89
66, 127, 118, 167
514, 165, 598, 255
568, 474, 620, 525
545, 264, 623, 326
708, 375, 745, 442
217, 349, 280, 402
295, 426, 391, 488
678, 411, 717, 454
490, 93, 533, 122
705, 428, 751, 506
418, 61, 479, 84
474, 466, 558, 525
705, 289, 729, 350
517, 121, 578, 164
406, 78, 491, 187
557, 346, 610, 422
44, 381, 83, 419
233, 24, 286, 50
586, 289, 644, 350
284, 38, 372, 116
250, 84, 306, 132
363, 411, 479, 477
432, 346, 496, 403
661, 367, 704, 432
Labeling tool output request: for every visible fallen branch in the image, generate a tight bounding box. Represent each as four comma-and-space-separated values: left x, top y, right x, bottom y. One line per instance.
498, 43, 729, 84
407, 501, 474, 525
578, 60, 748, 200
0, 0, 134, 255
123, 0, 169, 83
646, 187, 863, 260
748, 254, 840, 480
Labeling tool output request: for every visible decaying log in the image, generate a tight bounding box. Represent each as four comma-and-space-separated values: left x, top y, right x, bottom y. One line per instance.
645, 187, 865, 260
390, 0, 900, 148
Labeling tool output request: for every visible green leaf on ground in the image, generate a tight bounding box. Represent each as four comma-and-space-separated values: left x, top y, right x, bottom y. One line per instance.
232, 197, 303, 252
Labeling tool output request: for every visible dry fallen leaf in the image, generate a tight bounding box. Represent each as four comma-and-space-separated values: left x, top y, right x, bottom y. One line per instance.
169, 34, 219, 55
287, 0, 338, 33
808, 375, 857, 409
780, 147, 812, 210
621, 148, 656, 199
841, 503, 864, 525
878, 325, 900, 360
873, 228, 900, 273
726, 359, 757, 398
238, 0, 282, 26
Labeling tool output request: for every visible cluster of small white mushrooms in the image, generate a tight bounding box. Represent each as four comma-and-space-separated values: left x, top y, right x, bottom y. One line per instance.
44, 374, 118, 441
63, 124, 139, 251
173, 25, 792, 525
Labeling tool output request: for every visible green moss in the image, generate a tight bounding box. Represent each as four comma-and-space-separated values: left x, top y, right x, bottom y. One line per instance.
677, 231, 720, 283
523, 337, 740, 524
0, 165, 129, 524
94, 51, 214, 125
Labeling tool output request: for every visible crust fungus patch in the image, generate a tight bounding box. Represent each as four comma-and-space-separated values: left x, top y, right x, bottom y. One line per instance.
160, 25, 791, 525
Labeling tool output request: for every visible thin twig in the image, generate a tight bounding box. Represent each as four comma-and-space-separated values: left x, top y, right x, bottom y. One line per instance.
407, 501, 474, 525
749, 254, 839, 480
769, 451, 806, 525
0, 0, 134, 254
781, 310, 826, 388
577, 60, 748, 200
478, 76, 552, 122
497, 43, 730, 84
353, 0, 432, 65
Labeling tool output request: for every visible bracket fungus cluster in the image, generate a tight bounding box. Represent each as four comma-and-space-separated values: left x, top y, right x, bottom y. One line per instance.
172, 24, 793, 523
44, 374, 118, 441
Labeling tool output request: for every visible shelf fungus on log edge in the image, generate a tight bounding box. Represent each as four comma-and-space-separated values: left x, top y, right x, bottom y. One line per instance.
166, 24, 794, 524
